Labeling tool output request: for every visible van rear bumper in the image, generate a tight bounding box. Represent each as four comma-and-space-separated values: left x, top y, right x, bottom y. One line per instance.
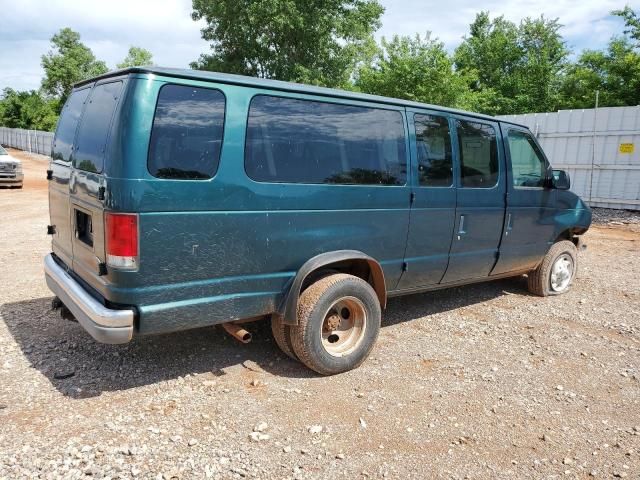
44, 254, 134, 344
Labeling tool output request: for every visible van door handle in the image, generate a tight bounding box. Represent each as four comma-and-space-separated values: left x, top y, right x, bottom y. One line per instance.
457, 215, 466, 240
505, 213, 513, 236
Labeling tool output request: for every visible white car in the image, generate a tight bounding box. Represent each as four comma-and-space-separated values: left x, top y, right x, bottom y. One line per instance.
0, 144, 23, 188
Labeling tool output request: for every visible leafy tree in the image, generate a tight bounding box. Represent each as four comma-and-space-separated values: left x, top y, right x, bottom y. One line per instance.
41, 28, 108, 107
613, 5, 640, 47
0, 88, 59, 131
455, 12, 569, 115
560, 37, 640, 108
355, 34, 472, 108
190, 0, 384, 87
516, 16, 569, 113
454, 12, 522, 114
117, 46, 154, 68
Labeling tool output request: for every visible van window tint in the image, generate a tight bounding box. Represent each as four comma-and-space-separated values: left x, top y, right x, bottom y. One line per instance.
508, 130, 547, 188
52, 88, 90, 163
74, 81, 123, 173
148, 84, 225, 180
456, 120, 499, 188
414, 114, 453, 187
245, 96, 406, 185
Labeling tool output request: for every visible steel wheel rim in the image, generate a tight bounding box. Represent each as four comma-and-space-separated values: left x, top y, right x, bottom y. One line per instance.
320, 296, 367, 357
550, 253, 574, 292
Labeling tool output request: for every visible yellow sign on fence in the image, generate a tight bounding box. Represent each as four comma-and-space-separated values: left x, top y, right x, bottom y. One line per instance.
619, 143, 635, 154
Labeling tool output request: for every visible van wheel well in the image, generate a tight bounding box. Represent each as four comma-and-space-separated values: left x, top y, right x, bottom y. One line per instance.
555, 229, 585, 246
302, 260, 370, 290
302, 259, 384, 305
280, 252, 387, 325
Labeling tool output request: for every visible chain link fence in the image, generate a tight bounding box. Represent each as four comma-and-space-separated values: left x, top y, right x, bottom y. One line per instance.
0, 127, 53, 156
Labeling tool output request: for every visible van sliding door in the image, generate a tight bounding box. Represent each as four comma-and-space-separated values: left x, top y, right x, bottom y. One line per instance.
396, 109, 457, 290
440, 116, 506, 283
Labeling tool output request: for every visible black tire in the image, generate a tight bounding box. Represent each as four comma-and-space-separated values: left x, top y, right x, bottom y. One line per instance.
270, 314, 298, 361
527, 240, 578, 296
290, 273, 381, 375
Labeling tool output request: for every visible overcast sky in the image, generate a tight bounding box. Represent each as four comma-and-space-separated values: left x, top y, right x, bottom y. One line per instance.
0, 0, 637, 92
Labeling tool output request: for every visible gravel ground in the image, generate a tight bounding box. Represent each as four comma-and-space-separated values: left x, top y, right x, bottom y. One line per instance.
1, 148, 639, 480
591, 208, 640, 230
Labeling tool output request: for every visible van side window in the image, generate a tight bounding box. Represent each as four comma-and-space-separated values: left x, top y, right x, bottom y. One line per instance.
414, 114, 453, 187
148, 85, 225, 180
74, 81, 123, 173
507, 130, 547, 188
245, 95, 406, 185
52, 88, 90, 163
456, 120, 499, 188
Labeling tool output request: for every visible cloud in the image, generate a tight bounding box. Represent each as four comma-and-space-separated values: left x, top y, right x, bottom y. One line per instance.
377, 0, 636, 51
0, 0, 208, 92
0, 0, 638, 93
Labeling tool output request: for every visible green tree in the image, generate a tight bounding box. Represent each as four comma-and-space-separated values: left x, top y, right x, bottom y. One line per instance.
454, 12, 522, 114
613, 5, 640, 47
41, 28, 107, 107
190, 0, 384, 87
0, 88, 59, 131
517, 16, 569, 113
117, 46, 154, 68
455, 12, 569, 115
355, 34, 472, 108
560, 37, 640, 108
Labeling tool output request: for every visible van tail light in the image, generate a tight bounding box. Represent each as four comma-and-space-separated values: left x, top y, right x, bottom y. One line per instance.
105, 212, 139, 270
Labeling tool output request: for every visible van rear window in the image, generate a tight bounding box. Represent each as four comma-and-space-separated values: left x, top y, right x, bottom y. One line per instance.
52, 88, 90, 163
74, 81, 123, 173
245, 96, 406, 185
148, 85, 225, 180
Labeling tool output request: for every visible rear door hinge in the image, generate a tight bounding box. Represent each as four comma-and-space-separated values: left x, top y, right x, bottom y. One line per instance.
47, 225, 56, 235
402, 261, 408, 272
46, 169, 53, 180
97, 186, 106, 201
410, 192, 416, 205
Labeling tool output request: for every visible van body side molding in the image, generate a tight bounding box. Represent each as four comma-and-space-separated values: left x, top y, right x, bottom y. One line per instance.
278, 250, 387, 325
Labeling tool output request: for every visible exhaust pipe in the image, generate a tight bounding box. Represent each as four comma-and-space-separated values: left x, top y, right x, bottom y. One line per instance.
221, 323, 252, 344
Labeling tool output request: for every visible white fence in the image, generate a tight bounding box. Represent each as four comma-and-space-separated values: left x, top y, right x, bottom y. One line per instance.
0, 127, 53, 157
500, 106, 640, 210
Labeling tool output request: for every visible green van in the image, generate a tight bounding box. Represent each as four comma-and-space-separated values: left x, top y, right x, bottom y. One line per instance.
45, 67, 592, 375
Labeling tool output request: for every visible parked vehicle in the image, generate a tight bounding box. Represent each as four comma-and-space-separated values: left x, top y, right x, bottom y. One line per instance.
44, 67, 592, 375
0, 144, 24, 188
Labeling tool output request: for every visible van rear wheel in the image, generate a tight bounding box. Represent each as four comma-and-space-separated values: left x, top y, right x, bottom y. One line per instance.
290, 273, 381, 375
270, 315, 298, 361
527, 240, 578, 296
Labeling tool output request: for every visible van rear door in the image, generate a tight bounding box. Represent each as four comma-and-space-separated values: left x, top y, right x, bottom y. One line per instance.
49, 87, 91, 268
70, 80, 124, 282
49, 80, 124, 287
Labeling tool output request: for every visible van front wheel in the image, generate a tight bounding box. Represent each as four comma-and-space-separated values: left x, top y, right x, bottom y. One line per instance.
527, 240, 578, 296
290, 273, 381, 375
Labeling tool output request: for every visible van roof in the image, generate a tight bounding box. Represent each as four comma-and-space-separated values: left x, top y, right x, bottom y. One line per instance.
76, 66, 528, 128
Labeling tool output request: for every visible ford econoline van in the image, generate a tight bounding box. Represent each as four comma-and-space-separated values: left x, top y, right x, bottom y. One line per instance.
45, 67, 592, 375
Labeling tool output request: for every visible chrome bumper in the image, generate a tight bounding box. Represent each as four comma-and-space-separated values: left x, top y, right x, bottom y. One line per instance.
44, 254, 134, 344
0, 173, 23, 184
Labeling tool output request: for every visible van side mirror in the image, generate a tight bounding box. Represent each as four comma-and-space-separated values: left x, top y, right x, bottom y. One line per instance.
552, 169, 570, 190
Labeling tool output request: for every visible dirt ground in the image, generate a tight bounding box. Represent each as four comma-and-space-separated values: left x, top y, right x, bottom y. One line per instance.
0, 148, 639, 480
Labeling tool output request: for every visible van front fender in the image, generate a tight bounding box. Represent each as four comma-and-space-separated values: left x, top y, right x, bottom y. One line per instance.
277, 250, 386, 325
